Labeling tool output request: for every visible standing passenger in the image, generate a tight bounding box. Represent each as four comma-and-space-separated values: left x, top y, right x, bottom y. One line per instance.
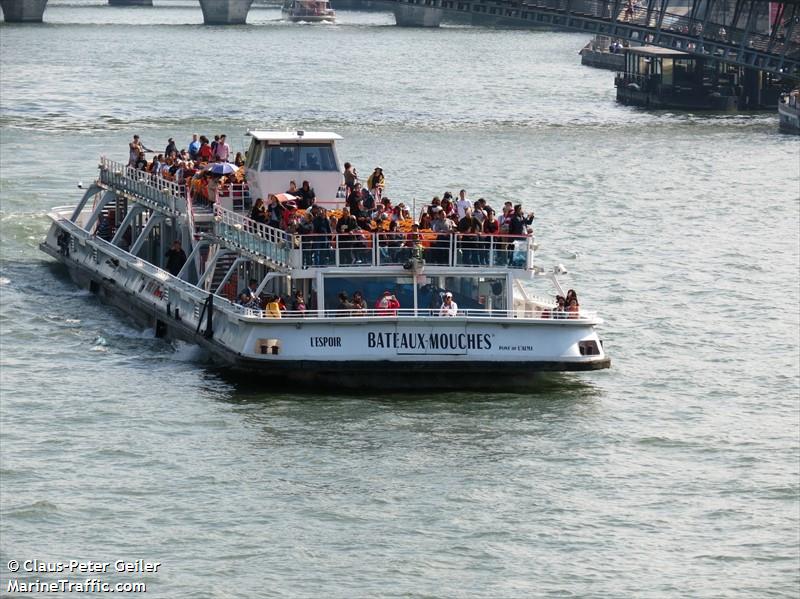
164, 240, 187, 276
455, 189, 471, 220
214, 134, 230, 162
188, 134, 201, 160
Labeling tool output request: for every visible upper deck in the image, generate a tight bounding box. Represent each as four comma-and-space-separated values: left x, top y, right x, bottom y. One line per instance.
97, 156, 537, 276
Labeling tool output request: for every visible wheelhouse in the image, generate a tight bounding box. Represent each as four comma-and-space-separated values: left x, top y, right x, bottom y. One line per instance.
244, 131, 343, 205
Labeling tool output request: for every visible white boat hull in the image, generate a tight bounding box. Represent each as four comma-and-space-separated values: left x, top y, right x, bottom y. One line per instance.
41, 216, 610, 390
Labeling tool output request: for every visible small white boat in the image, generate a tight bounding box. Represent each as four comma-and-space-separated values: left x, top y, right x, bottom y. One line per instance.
40, 130, 610, 391
282, 0, 336, 23
778, 90, 800, 134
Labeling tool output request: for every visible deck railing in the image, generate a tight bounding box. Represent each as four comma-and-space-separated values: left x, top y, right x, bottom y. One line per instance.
209, 208, 535, 271
99, 157, 187, 215
213, 204, 292, 267
233, 307, 596, 320
296, 230, 533, 269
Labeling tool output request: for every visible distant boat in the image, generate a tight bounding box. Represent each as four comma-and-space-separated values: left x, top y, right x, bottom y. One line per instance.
282, 0, 336, 23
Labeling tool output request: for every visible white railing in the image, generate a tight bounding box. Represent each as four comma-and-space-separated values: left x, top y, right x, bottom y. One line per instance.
296, 231, 534, 270
232, 307, 596, 321
99, 157, 187, 215
214, 204, 292, 266
212, 183, 251, 212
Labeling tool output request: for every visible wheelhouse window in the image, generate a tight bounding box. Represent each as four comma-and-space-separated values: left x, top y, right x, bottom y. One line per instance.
246, 139, 262, 170
262, 144, 299, 171
298, 144, 338, 171
260, 143, 338, 172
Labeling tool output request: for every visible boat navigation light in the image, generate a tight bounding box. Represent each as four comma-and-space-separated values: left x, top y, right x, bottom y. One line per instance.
553, 264, 568, 275
296, 130, 305, 138
77, 181, 83, 189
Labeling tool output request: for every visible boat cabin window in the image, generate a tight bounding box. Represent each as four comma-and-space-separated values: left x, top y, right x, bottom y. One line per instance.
324, 275, 414, 313
662, 58, 674, 86
418, 276, 507, 314
322, 274, 507, 314
261, 143, 337, 172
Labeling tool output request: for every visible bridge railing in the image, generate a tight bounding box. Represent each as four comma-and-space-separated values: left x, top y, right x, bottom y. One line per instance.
431, 0, 799, 74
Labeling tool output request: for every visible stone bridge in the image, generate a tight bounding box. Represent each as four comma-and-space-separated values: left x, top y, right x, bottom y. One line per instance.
2, 0, 798, 78
0, 0, 256, 25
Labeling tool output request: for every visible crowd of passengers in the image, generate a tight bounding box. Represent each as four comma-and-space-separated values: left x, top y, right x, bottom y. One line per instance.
127, 133, 248, 204
249, 163, 535, 267
123, 135, 571, 315
124, 135, 535, 260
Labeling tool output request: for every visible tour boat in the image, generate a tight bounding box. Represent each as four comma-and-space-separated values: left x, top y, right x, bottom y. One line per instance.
40, 130, 610, 391
282, 0, 335, 23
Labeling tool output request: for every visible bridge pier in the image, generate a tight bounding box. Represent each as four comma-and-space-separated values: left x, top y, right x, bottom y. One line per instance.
198, 0, 254, 25
393, 3, 442, 27
0, 0, 48, 22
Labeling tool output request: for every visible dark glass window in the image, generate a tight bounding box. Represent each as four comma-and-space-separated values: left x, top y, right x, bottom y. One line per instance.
260, 143, 337, 172
262, 145, 299, 171
298, 144, 338, 171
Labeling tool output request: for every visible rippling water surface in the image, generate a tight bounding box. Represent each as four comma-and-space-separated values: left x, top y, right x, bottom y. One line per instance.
1, 1, 799, 597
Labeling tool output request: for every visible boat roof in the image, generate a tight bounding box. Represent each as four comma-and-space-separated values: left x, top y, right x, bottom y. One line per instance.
247, 130, 343, 142
627, 46, 690, 57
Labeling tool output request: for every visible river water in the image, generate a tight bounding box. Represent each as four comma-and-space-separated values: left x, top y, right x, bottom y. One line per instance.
1, 1, 798, 597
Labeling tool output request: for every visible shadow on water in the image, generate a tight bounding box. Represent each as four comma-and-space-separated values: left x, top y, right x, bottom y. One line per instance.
212, 372, 603, 425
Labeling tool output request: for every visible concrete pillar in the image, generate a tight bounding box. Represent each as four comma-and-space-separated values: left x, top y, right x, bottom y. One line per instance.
108, 0, 153, 6
198, 0, 254, 25
0, 0, 48, 22
393, 3, 443, 27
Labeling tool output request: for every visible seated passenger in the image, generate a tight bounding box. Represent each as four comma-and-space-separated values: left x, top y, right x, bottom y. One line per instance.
565, 289, 579, 306
238, 291, 260, 310
292, 290, 306, 314
554, 295, 566, 318
375, 290, 400, 316
250, 198, 268, 224
337, 292, 353, 315
286, 180, 299, 196
393, 203, 410, 222
234, 151, 245, 167
566, 297, 580, 319
438, 291, 458, 317
134, 151, 148, 171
